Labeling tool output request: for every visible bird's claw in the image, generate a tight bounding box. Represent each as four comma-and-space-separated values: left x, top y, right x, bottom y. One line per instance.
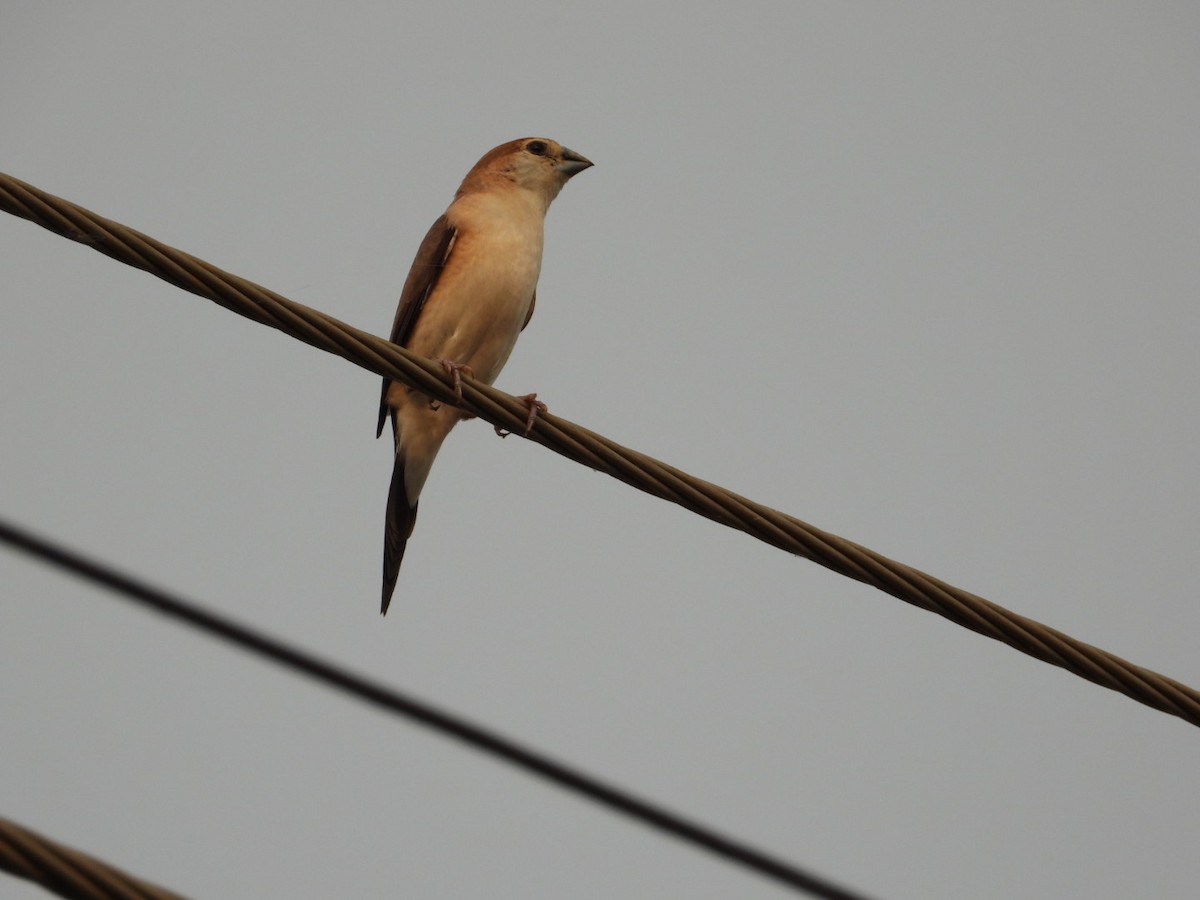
495, 393, 548, 438
435, 359, 475, 404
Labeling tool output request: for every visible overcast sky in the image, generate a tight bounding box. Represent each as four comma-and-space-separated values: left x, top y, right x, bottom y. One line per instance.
3, 3, 1198, 898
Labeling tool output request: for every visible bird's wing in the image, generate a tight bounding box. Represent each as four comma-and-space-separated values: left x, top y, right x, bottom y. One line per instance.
522, 289, 536, 331
376, 215, 458, 437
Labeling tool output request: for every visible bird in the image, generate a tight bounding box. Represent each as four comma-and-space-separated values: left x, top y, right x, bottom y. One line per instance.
376, 137, 592, 614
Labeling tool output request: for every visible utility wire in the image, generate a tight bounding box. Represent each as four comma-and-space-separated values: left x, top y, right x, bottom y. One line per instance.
0, 815, 187, 900
0, 517, 875, 900
2, 171, 1197, 729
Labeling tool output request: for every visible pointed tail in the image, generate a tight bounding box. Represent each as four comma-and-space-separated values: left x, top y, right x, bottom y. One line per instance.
382, 453, 419, 615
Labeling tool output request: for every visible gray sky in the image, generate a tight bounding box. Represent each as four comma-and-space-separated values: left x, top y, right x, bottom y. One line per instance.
2, 3, 1198, 898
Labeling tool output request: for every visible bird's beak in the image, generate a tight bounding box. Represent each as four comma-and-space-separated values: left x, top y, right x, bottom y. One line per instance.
557, 147, 593, 177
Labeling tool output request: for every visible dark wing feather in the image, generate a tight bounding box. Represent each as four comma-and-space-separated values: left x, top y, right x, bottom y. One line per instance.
381, 450, 417, 615
376, 215, 458, 437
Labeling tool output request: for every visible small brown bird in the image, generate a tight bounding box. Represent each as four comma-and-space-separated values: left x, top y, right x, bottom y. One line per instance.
377, 137, 592, 613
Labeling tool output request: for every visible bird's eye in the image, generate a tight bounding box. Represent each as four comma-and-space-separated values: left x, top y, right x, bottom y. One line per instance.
526, 140, 548, 156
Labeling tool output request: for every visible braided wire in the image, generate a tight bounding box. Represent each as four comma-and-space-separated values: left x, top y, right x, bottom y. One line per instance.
2, 171, 1197, 727
0, 816, 187, 900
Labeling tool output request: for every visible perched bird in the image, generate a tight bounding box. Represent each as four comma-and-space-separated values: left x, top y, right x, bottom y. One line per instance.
377, 137, 592, 613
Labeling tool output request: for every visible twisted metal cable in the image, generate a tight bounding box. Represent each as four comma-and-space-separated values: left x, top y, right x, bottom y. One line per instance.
2, 171, 1198, 728
0, 816, 187, 900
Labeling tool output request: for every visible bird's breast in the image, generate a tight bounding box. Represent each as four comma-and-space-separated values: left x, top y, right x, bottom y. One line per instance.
407, 204, 545, 385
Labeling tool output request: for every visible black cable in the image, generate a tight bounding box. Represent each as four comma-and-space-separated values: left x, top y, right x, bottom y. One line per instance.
0, 517, 876, 900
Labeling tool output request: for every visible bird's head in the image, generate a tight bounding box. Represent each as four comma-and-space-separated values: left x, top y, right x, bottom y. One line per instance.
457, 137, 592, 208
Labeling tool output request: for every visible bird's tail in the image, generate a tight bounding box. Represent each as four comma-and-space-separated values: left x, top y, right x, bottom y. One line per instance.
382, 453, 418, 615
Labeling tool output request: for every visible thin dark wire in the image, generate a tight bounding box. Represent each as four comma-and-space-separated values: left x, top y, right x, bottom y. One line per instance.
0, 517, 876, 900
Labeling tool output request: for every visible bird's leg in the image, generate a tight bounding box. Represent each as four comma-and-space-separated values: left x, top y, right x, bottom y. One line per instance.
519, 394, 548, 434
429, 359, 477, 418
495, 393, 549, 438
435, 359, 474, 403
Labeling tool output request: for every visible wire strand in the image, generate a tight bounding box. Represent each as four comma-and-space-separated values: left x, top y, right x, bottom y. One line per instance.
2, 170, 1197, 728
0, 815, 187, 900
0, 517, 874, 900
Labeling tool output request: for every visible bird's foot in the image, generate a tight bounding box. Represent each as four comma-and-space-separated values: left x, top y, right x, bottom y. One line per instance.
435, 359, 475, 404
495, 393, 548, 438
